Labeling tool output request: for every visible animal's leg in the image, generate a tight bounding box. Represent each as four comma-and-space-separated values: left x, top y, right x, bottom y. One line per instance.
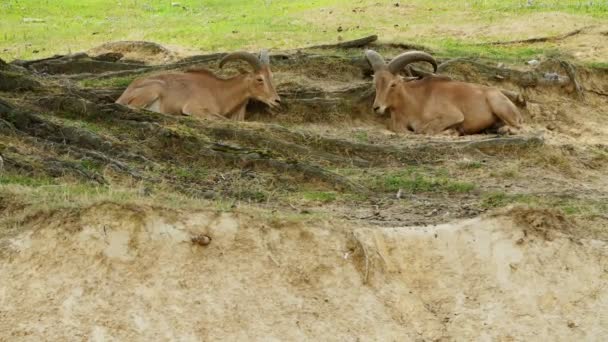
497, 125, 518, 135
438, 128, 461, 137
487, 90, 523, 128
418, 111, 464, 135
229, 104, 247, 121
182, 103, 222, 120
120, 88, 161, 111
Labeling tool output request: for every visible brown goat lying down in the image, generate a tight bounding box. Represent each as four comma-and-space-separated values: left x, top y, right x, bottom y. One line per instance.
116, 50, 281, 121
365, 50, 523, 135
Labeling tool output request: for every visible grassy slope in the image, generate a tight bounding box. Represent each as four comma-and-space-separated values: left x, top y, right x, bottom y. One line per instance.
1, 0, 606, 61
0, 1, 607, 230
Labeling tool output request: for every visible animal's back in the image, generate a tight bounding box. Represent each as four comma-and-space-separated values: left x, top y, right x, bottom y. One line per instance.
116, 73, 207, 115
115, 75, 168, 106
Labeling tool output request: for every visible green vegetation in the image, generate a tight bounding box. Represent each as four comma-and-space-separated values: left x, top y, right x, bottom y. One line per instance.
353, 131, 369, 144
0, 172, 208, 212
302, 191, 337, 203
0, 174, 55, 187
482, 191, 533, 208
169, 166, 209, 181
437, 38, 545, 62
1, 0, 605, 61
481, 191, 608, 217
458, 161, 484, 169
379, 167, 475, 194
81, 76, 137, 88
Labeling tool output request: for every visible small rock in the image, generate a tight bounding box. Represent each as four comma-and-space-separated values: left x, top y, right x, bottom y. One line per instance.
543, 72, 560, 82
191, 234, 212, 246
546, 123, 557, 131
527, 59, 540, 66
394, 24, 399, 28
394, 2, 400, 7
497, 62, 504, 68
426, 209, 439, 217
567, 321, 577, 328
171, 2, 181, 6
337, 26, 343, 32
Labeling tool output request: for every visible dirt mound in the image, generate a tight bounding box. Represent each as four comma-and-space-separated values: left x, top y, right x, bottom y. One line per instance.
0, 204, 605, 340
88, 41, 176, 64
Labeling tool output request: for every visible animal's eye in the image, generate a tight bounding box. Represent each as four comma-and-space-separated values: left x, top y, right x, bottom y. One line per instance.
390, 83, 396, 88
256, 78, 264, 83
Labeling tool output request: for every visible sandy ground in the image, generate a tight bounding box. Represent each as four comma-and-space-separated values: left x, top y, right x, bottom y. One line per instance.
0, 204, 606, 341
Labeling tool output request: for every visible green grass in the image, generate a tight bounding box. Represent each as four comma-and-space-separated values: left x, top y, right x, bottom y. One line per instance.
482, 192, 534, 208
379, 167, 475, 194
588, 62, 608, 69
458, 161, 484, 169
481, 191, 608, 217
467, 0, 608, 16
81, 76, 137, 88
168, 166, 209, 181
436, 38, 545, 62
1, 0, 605, 61
302, 191, 337, 203
353, 131, 369, 144
0, 174, 55, 187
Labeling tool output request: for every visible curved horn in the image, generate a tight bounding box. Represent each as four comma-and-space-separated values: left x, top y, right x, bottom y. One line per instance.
259, 49, 270, 65
220, 51, 262, 71
365, 50, 387, 72
388, 51, 437, 75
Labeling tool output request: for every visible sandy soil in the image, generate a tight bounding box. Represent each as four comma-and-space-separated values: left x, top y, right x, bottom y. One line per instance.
0, 204, 606, 341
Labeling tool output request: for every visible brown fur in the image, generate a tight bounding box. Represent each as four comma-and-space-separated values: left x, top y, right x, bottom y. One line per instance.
372, 70, 523, 135
116, 65, 280, 121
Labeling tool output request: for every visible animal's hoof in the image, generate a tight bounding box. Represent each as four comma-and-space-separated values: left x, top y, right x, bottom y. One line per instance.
497, 126, 518, 135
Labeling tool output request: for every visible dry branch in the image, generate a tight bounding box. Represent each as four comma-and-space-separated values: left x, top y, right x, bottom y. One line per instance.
481, 26, 591, 45
306, 35, 378, 49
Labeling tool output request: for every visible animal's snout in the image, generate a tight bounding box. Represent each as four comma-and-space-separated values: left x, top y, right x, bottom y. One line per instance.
374, 105, 387, 115
268, 97, 282, 109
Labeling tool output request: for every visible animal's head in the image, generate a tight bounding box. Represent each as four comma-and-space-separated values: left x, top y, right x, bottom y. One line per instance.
365, 50, 437, 115
220, 50, 281, 108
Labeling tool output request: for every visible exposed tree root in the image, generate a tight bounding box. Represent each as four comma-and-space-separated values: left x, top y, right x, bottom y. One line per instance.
481, 26, 591, 45
306, 35, 378, 49
2, 150, 106, 184
559, 60, 585, 99
3, 93, 369, 194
